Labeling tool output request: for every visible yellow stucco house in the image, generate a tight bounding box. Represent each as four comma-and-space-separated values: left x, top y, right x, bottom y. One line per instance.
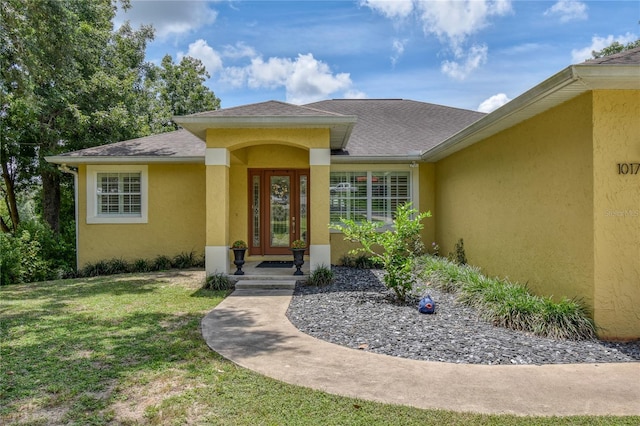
47, 49, 640, 339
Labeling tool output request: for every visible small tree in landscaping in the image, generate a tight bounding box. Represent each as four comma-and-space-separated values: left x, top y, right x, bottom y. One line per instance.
330, 202, 431, 301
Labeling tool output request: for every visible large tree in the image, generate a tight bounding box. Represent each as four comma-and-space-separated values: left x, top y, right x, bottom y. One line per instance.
1, 0, 220, 234
592, 39, 640, 59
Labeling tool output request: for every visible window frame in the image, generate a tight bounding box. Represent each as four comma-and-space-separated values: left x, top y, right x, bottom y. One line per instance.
329, 165, 417, 230
86, 165, 148, 224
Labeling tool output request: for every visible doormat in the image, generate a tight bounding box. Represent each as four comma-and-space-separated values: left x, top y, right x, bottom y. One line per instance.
256, 261, 294, 268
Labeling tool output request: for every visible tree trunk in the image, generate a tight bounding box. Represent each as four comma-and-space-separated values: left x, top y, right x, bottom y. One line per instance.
1, 160, 20, 233
42, 169, 61, 234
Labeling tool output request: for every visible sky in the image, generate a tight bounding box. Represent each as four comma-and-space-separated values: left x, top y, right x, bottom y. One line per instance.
115, 0, 639, 113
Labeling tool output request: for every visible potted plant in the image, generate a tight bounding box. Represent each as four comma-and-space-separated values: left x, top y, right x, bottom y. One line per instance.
230, 240, 248, 275
290, 239, 306, 276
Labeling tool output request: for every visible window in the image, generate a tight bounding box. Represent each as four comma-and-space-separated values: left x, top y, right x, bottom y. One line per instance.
87, 165, 148, 224
97, 173, 141, 215
330, 171, 411, 226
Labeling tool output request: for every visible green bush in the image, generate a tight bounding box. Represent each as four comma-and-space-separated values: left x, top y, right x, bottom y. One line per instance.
339, 254, 377, 269
172, 251, 200, 269
308, 264, 335, 286
203, 272, 234, 291
152, 255, 173, 271
419, 255, 597, 340
448, 238, 467, 265
132, 258, 152, 273
0, 229, 52, 284
331, 202, 431, 301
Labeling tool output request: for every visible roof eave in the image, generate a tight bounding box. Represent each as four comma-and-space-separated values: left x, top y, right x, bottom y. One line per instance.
45, 156, 204, 165
173, 115, 358, 150
330, 154, 423, 164
422, 64, 640, 162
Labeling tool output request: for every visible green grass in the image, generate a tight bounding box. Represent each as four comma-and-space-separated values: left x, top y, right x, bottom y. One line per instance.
418, 256, 597, 340
1, 271, 636, 425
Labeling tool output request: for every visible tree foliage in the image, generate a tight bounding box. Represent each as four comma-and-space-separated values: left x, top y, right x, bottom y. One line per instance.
330, 202, 431, 301
591, 39, 640, 59
0, 0, 220, 236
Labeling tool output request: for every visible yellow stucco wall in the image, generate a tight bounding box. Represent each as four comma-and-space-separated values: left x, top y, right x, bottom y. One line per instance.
592, 89, 640, 339
77, 163, 206, 266
207, 128, 330, 150
418, 163, 436, 249
435, 93, 595, 308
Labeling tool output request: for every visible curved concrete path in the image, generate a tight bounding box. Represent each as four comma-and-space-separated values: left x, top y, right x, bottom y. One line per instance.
201, 289, 640, 417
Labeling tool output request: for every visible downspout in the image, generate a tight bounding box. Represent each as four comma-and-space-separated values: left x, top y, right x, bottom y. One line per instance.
59, 164, 79, 272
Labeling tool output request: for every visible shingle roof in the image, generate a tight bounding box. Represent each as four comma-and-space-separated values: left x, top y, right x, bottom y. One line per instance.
52, 129, 204, 159
584, 46, 640, 65
186, 100, 345, 118
47, 99, 484, 162
304, 99, 485, 157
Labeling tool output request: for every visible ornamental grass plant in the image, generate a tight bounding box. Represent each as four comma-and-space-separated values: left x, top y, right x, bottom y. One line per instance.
418, 256, 597, 340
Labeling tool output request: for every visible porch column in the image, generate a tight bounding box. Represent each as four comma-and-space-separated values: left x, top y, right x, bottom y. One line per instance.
309, 148, 331, 270
205, 148, 230, 275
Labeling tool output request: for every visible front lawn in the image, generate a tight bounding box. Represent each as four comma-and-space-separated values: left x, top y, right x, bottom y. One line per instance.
1, 271, 637, 425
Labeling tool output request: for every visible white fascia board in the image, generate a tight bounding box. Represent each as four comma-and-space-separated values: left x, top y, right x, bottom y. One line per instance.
330, 155, 423, 164
45, 156, 204, 165
422, 64, 640, 162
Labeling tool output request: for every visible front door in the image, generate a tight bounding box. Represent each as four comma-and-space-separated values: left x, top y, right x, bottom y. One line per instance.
249, 169, 309, 256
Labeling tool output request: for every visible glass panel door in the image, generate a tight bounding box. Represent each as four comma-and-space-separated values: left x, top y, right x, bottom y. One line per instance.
248, 169, 309, 256
269, 174, 291, 248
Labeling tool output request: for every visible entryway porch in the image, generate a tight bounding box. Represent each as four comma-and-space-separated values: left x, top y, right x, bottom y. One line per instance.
226, 258, 310, 289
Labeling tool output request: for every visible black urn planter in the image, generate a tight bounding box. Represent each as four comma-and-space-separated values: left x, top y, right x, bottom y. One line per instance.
290, 248, 305, 276
231, 248, 247, 275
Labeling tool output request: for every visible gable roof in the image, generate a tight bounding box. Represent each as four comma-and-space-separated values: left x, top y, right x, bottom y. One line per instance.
173, 100, 357, 150
46, 129, 204, 164
423, 47, 640, 161
305, 99, 484, 160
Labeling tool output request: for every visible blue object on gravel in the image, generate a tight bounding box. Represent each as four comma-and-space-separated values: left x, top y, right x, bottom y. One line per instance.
418, 295, 435, 314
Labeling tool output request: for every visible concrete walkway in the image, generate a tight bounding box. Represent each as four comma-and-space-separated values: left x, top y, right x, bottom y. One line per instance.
201, 289, 640, 417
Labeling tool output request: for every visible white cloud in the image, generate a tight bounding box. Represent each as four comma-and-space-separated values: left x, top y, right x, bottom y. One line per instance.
220, 52, 355, 104
179, 39, 223, 75
247, 57, 292, 89
478, 93, 511, 113
441, 44, 488, 80
363, 1, 511, 77
571, 32, 639, 63
544, 1, 588, 23
360, 0, 414, 19
286, 54, 353, 104
391, 38, 407, 66
344, 90, 367, 99
415, 0, 512, 49
222, 42, 257, 60
116, 1, 218, 39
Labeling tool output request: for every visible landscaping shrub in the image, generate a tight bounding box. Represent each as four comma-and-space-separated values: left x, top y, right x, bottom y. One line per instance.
339, 254, 377, 269
172, 251, 200, 269
152, 255, 173, 271
0, 229, 52, 284
132, 258, 152, 273
331, 202, 431, 301
308, 264, 335, 286
448, 238, 467, 265
203, 272, 234, 291
419, 255, 597, 340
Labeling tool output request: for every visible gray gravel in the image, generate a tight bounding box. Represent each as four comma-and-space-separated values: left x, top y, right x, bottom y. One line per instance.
286, 267, 640, 365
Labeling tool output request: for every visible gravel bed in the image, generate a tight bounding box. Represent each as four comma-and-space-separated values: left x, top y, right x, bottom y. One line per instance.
286, 267, 640, 365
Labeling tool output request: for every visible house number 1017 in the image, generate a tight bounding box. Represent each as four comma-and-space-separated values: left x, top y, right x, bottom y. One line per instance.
617, 163, 640, 175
